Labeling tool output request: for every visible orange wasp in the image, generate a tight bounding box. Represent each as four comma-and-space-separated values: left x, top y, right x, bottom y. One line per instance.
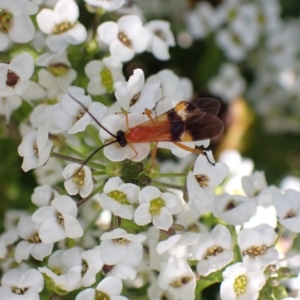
69, 95, 224, 164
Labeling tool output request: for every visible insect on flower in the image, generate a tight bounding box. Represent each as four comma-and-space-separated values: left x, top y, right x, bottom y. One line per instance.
68, 94, 224, 166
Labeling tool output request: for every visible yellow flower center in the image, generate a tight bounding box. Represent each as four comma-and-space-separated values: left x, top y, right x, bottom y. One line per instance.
205, 246, 224, 258
100, 67, 114, 93
11, 287, 28, 295
233, 275, 247, 296
108, 190, 130, 205
149, 197, 164, 216
243, 245, 267, 257
47, 63, 70, 76
194, 174, 210, 187
73, 169, 85, 186
52, 21, 75, 34
0, 10, 13, 33
28, 232, 41, 243
169, 276, 193, 288
118, 31, 132, 48
130, 92, 141, 107
112, 237, 130, 245
95, 291, 110, 300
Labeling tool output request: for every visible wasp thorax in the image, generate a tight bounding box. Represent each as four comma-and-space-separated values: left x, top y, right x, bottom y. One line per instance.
118, 31, 132, 48
6, 69, 19, 87
130, 92, 141, 106
52, 21, 75, 34
0, 10, 13, 33
169, 276, 193, 288
194, 174, 210, 187
243, 245, 267, 257
73, 169, 85, 186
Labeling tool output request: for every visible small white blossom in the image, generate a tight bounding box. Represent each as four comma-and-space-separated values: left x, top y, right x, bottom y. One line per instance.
76, 276, 128, 300
100, 176, 140, 220
0, 229, 18, 259
15, 216, 53, 262
208, 63, 246, 103
241, 171, 268, 198
221, 262, 266, 300
31, 185, 59, 207
0, 52, 34, 97
213, 193, 257, 225
0, 269, 44, 299
114, 68, 161, 113
191, 225, 233, 276
99, 228, 146, 266
0, 95, 22, 123
273, 189, 300, 232
84, 0, 125, 11
31, 195, 84, 243
97, 15, 152, 62
53, 86, 107, 134
36, 0, 87, 52
85, 56, 125, 96
145, 20, 175, 60
187, 151, 229, 213
18, 125, 53, 172
158, 256, 196, 300
147, 69, 193, 101
134, 186, 183, 230
63, 164, 93, 198
238, 223, 279, 268
0, 0, 35, 51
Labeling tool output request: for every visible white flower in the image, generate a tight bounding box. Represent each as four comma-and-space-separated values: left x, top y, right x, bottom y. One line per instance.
114, 68, 161, 112
99, 113, 150, 162
158, 256, 196, 300
99, 228, 146, 266
34, 157, 64, 186
147, 69, 193, 101
36, 0, 87, 52
241, 171, 268, 198
0, 52, 34, 97
31, 195, 84, 243
85, 56, 125, 96
187, 151, 229, 212
272, 189, 300, 232
97, 15, 152, 62
63, 164, 93, 198
134, 186, 183, 230
238, 223, 279, 268
145, 20, 175, 60
100, 176, 140, 220
0, 0, 35, 51
102, 262, 137, 280
213, 193, 257, 225
0, 229, 18, 259
186, 2, 221, 39
76, 276, 128, 300
221, 262, 266, 300
15, 216, 53, 262
31, 185, 59, 207
18, 125, 53, 172
0, 95, 22, 123
0, 269, 44, 299
208, 63, 246, 103
84, 0, 125, 11
53, 86, 107, 134
191, 225, 233, 276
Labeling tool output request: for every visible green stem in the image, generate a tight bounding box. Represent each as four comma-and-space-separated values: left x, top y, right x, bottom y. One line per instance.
87, 125, 103, 147
159, 173, 187, 177
92, 171, 106, 176
228, 225, 242, 262
152, 180, 183, 190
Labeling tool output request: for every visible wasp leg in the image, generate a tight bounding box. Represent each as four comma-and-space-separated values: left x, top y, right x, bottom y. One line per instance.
172, 141, 205, 155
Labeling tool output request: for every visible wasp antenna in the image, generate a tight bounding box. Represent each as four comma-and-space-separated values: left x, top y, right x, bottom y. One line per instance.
66, 140, 117, 181
67, 92, 117, 138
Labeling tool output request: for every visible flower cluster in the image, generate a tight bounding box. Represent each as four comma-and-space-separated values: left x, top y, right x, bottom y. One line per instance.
0, 0, 300, 300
